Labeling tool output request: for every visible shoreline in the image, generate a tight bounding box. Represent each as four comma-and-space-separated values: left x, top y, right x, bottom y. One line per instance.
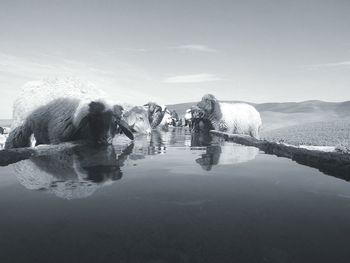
210, 130, 350, 181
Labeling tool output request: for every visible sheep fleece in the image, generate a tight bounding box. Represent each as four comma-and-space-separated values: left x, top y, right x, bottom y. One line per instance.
213, 103, 262, 139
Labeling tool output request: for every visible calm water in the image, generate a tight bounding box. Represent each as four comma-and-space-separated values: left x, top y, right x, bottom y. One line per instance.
1, 128, 350, 263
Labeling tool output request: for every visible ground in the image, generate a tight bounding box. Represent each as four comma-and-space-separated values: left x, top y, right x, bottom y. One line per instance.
261, 119, 350, 148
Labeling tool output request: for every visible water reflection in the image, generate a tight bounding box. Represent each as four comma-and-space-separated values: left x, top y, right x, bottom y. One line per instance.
131, 130, 166, 158
131, 128, 190, 156
2, 133, 350, 262
13, 144, 133, 199
195, 144, 259, 171
191, 130, 259, 170
10, 130, 187, 199
190, 129, 213, 147
2, 127, 350, 202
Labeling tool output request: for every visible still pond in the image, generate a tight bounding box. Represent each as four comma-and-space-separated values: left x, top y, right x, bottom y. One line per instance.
0, 128, 350, 263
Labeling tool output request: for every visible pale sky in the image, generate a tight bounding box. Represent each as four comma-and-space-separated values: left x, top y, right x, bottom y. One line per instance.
0, 0, 349, 118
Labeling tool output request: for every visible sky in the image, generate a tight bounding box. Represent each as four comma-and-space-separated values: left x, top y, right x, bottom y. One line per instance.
0, 0, 349, 118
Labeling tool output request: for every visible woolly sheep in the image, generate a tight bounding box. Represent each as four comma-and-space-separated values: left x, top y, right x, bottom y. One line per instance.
144, 102, 167, 129
122, 105, 152, 134
5, 98, 134, 149
11, 77, 106, 129
6, 78, 133, 148
197, 94, 262, 139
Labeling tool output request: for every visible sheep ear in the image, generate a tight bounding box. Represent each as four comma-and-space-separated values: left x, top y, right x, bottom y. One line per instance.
154, 105, 161, 113
209, 100, 215, 114
117, 119, 134, 140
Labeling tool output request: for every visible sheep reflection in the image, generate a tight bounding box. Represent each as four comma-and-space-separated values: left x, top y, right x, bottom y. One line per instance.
191, 130, 259, 171
196, 145, 259, 171
13, 144, 133, 199
191, 130, 213, 147
131, 130, 166, 157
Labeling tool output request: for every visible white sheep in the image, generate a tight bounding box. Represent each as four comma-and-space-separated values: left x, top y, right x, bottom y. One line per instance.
197, 94, 262, 139
7, 77, 133, 148
11, 77, 106, 129
122, 104, 152, 134
159, 110, 173, 128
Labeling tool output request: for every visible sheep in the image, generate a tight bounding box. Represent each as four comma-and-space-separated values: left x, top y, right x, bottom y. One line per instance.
184, 108, 192, 126
190, 106, 214, 133
11, 77, 106, 129
5, 98, 134, 149
144, 102, 167, 129
6, 78, 134, 148
169, 109, 179, 126
159, 110, 174, 129
197, 94, 262, 139
122, 105, 152, 134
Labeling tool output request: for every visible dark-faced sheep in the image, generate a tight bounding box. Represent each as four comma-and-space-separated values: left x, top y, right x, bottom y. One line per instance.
197, 94, 262, 139
5, 98, 133, 149
144, 102, 167, 129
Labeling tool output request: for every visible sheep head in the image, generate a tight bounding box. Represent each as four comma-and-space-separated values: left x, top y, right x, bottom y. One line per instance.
197, 94, 222, 120
123, 106, 152, 134
76, 101, 134, 145
190, 106, 213, 133
144, 102, 166, 128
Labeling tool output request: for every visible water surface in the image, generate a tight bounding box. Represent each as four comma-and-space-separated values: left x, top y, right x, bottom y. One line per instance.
1, 128, 350, 263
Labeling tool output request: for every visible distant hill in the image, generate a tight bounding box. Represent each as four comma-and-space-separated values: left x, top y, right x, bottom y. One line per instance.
335, 101, 350, 117
254, 100, 345, 114
167, 100, 350, 116
0, 119, 12, 127
166, 102, 195, 116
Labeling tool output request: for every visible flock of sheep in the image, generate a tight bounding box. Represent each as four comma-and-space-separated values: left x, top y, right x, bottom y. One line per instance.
3, 78, 262, 149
